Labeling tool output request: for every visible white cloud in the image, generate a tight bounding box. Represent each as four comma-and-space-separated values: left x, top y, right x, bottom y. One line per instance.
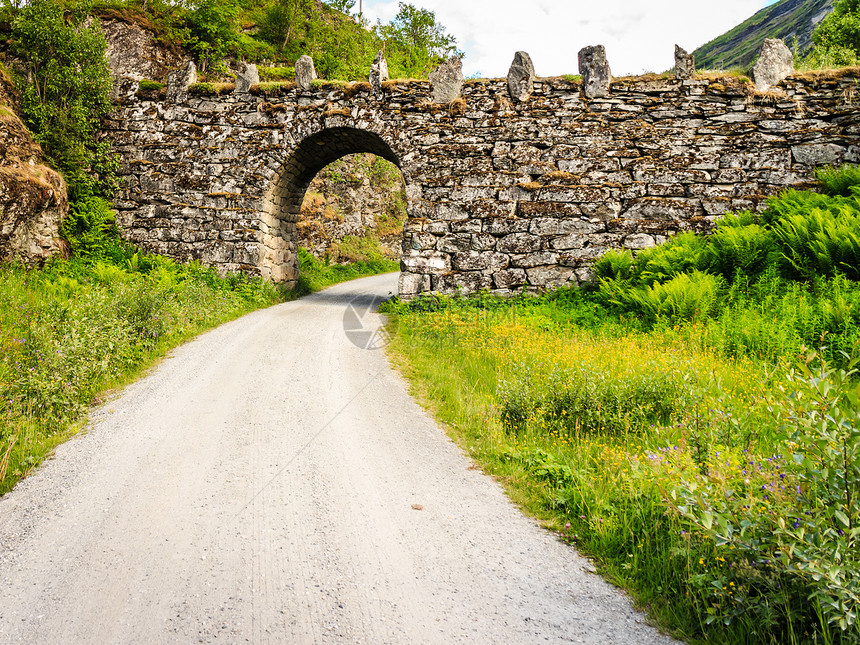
361, 0, 774, 77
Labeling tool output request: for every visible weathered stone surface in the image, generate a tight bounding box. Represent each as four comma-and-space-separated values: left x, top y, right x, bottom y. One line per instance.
112, 76, 141, 102
234, 63, 259, 93
100, 18, 182, 84
106, 71, 860, 299
369, 51, 389, 97
0, 80, 66, 263
507, 51, 535, 102
674, 45, 694, 80
578, 45, 612, 98
429, 56, 464, 103
295, 55, 317, 91
751, 39, 794, 92
166, 60, 196, 101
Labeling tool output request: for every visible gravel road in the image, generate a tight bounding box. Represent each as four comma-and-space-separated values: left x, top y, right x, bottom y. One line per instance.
0, 273, 680, 644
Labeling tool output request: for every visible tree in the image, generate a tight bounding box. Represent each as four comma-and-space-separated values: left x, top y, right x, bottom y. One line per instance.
375, 2, 461, 79
186, 0, 240, 71
12, 0, 117, 200
807, 0, 860, 67
257, 0, 313, 53
323, 0, 355, 14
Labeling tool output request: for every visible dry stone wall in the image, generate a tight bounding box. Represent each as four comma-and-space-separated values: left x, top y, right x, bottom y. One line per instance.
105, 70, 860, 297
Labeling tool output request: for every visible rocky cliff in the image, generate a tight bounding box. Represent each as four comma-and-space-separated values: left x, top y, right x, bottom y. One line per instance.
298, 153, 407, 262
0, 72, 66, 265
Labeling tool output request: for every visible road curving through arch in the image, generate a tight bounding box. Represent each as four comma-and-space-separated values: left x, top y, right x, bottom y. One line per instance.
0, 272, 680, 644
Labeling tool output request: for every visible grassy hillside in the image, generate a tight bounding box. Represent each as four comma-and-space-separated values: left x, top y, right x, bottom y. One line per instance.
694, 0, 834, 70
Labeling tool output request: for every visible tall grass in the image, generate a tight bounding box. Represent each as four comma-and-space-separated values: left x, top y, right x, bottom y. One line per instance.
382, 166, 860, 644
1, 198, 397, 494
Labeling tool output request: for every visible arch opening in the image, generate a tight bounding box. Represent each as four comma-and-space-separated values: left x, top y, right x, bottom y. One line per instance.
259, 127, 404, 286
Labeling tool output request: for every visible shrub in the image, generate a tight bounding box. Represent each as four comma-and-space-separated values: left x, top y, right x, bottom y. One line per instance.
701, 212, 776, 282
674, 350, 860, 638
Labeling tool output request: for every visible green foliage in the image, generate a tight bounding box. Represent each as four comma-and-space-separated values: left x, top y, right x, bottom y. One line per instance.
817, 164, 860, 197
59, 196, 129, 263
256, 0, 311, 56
771, 201, 860, 281
675, 349, 860, 637
11, 0, 117, 200
257, 66, 296, 80
592, 249, 634, 281
807, 0, 860, 68
498, 362, 687, 438
185, 0, 240, 72
295, 247, 397, 294
700, 211, 777, 282
623, 271, 724, 325
323, 0, 355, 13
375, 2, 462, 79
137, 79, 166, 91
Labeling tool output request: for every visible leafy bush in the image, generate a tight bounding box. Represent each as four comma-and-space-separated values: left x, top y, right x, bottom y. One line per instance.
60, 197, 129, 263
771, 202, 860, 281
675, 350, 860, 638
11, 0, 117, 200
700, 212, 776, 282
816, 165, 860, 197
499, 361, 687, 437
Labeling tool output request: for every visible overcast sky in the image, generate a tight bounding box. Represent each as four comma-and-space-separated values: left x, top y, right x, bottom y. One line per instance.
359, 0, 779, 77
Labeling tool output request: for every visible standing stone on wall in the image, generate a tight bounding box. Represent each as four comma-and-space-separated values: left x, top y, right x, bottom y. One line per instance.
166, 60, 197, 101
674, 45, 695, 79
751, 39, 794, 91
369, 51, 389, 98
507, 51, 536, 102
578, 45, 611, 98
234, 62, 259, 93
295, 55, 317, 91
429, 56, 464, 103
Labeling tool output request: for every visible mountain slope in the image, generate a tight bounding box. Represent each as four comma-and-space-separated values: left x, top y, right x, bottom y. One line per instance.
693, 0, 834, 70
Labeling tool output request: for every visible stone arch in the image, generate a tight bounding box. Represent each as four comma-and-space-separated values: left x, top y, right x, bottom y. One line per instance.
258, 125, 407, 285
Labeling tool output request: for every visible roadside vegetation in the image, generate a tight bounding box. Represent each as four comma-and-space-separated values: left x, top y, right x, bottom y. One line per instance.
0, 203, 396, 496
0, 0, 406, 494
381, 166, 860, 645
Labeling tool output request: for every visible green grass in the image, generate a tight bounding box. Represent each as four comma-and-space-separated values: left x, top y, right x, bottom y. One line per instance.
0, 246, 395, 495
294, 247, 398, 294
381, 168, 860, 644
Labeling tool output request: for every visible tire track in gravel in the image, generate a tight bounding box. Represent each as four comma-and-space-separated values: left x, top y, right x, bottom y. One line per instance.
0, 273, 682, 644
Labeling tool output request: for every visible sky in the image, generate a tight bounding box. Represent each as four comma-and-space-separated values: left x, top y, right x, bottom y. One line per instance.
359, 0, 780, 77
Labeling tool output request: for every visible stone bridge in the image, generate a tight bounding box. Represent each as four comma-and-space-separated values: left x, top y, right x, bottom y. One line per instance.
105, 60, 860, 298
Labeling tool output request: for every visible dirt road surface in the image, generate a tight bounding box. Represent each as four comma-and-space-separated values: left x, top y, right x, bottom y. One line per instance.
0, 273, 680, 644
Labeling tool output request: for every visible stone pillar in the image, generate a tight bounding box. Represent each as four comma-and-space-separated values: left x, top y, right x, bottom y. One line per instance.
674, 45, 695, 80
751, 39, 794, 91
295, 55, 317, 91
429, 56, 464, 103
166, 60, 197, 102
507, 51, 535, 102
578, 45, 611, 98
369, 51, 389, 98
234, 62, 259, 93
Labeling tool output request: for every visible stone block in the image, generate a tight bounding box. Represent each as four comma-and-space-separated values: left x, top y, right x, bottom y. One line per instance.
295, 55, 317, 91
494, 268, 527, 290
507, 51, 535, 102
578, 45, 612, 98
751, 39, 793, 92
497, 232, 542, 254
526, 265, 575, 288
429, 56, 464, 103
234, 63, 259, 93
452, 251, 509, 271
674, 45, 694, 80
